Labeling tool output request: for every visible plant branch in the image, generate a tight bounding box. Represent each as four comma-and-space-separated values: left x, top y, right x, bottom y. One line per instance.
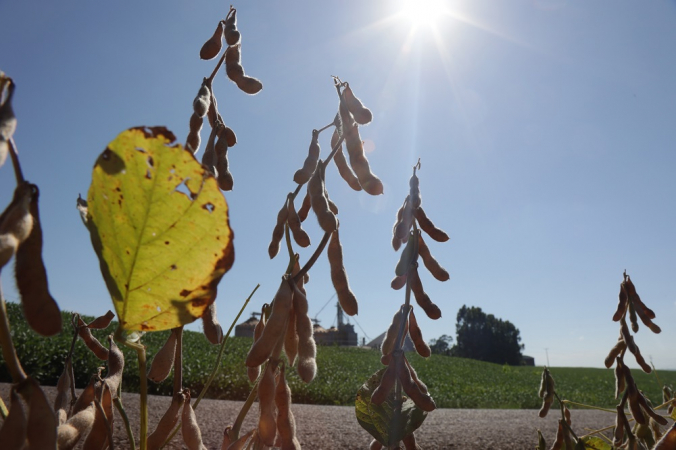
561, 400, 616, 414
117, 334, 148, 450
231, 378, 259, 440
172, 327, 183, 395
0, 281, 26, 383
293, 232, 330, 283
0, 395, 7, 419
206, 51, 228, 85
8, 139, 24, 185
114, 383, 136, 450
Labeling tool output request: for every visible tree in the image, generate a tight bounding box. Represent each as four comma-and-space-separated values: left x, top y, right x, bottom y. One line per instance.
429, 334, 453, 356
451, 305, 524, 365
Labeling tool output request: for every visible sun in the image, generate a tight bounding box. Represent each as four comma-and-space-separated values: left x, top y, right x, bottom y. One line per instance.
398, 0, 449, 29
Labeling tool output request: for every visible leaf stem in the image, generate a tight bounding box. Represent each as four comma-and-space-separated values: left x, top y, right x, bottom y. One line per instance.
172, 327, 183, 395
114, 383, 137, 450
8, 139, 24, 185
116, 333, 148, 450
293, 232, 330, 283
561, 399, 617, 414
0, 395, 7, 419
207, 51, 228, 85
0, 281, 26, 382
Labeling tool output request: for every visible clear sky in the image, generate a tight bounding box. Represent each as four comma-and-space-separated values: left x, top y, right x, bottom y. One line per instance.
1, 0, 675, 371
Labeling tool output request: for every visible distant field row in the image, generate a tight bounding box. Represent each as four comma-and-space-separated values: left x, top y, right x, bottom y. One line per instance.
2, 303, 674, 409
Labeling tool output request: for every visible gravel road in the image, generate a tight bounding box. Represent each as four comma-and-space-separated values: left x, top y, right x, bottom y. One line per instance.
1, 383, 614, 449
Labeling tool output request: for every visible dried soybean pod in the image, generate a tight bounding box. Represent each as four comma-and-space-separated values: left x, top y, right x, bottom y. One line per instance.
308, 161, 338, 233
77, 317, 109, 360
0, 79, 17, 168
186, 129, 201, 154
536, 430, 546, 450
105, 336, 124, 394
627, 384, 647, 425
275, 364, 297, 444
201, 125, 219, 171
202, 301, 224, 344
339, 98, 383, 196
408, 309, 431, 358
287, 197, 310, 248
216, 151, 234, 191
147, 392, 186, 450
381, 307, 405, 357
15, 184, 62, 337
0, 182, 34, 268
343, 83, 373, 125
395, 233, 416, 277
402, 432, 420, 450
391, 274, 407, 290
246, 278, 293, 368
614, 362, 625, 399
325, 188, 339, 215
297, 189, 311, 222
268, 198, 289, 259
394, 197, 414, 241
221, 125, 237, 147
148, 329, 178, 383
371, 363, 396, 405
87, 310, 115, 329
613, 282, 629, 322
0, 389, 27, 450
57, 402, 96, 450
327, 230, 359, 316
409, 171, 421, 209
54, 357, 72, 417
200, 21, 224, 60
370, 439, 384, 450
604, 337, 626, 368
417, 233, 449, 282
612, 405, 625, 448
563, 405, 571, 426
71, 376, 96, 416
628, 300, 639, 333
181, 398, 205, 450
654, 423, 676, 450
414, 206, 449, 242
293, 130, 320, 185
247, 305, 268, 382
236, 74, 263, 96
637, 392, 668, 426
296, 322, 317, 383
409, 267, 442, 320
331, 129, 362, 191
19, 378, 57, 449
391, 201, 405, 251
225, 44, 244, 82
395, 354, 436, 412
224, 9, 241, 46
550, 420, 564, 450
193, 83, 211, 118
404, 356, 429, 394
258, 363, 277, 447
284, 304, 299, 366
226, 429, 254, 450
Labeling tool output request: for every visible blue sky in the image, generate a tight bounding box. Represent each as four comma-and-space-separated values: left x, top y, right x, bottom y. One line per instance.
1, 0, 675, 370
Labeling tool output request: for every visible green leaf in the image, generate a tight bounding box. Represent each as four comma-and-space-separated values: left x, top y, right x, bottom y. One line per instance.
355, 368, 427, 446
671, 406, 676, 421
87, 127, 234, 331
580, 436, 612, 450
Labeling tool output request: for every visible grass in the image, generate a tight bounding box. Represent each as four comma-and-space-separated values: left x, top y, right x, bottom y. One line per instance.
2, 302, 675, 409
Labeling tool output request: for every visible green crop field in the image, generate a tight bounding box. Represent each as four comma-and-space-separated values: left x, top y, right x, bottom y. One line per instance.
2, 302, 674, 410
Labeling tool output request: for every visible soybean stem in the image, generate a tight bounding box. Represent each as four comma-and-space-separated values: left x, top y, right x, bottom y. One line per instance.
207, 51, 228, 85
172, 327, 183, 396
8, 139, 24, 185
232, 380, 259, 440
0, 281, 26, 383
194, 284, 258, 410
561, 400, 616, 414
293, 232, 330, 283
117, 334, 148, 450
114, 384, 137, 450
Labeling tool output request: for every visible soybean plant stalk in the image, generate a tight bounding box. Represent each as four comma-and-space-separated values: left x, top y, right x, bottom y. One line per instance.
114, 382, 137, 450
116, 333, 148, 450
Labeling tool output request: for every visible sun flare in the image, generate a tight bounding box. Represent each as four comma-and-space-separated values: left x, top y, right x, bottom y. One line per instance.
399, 0, 448, 29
